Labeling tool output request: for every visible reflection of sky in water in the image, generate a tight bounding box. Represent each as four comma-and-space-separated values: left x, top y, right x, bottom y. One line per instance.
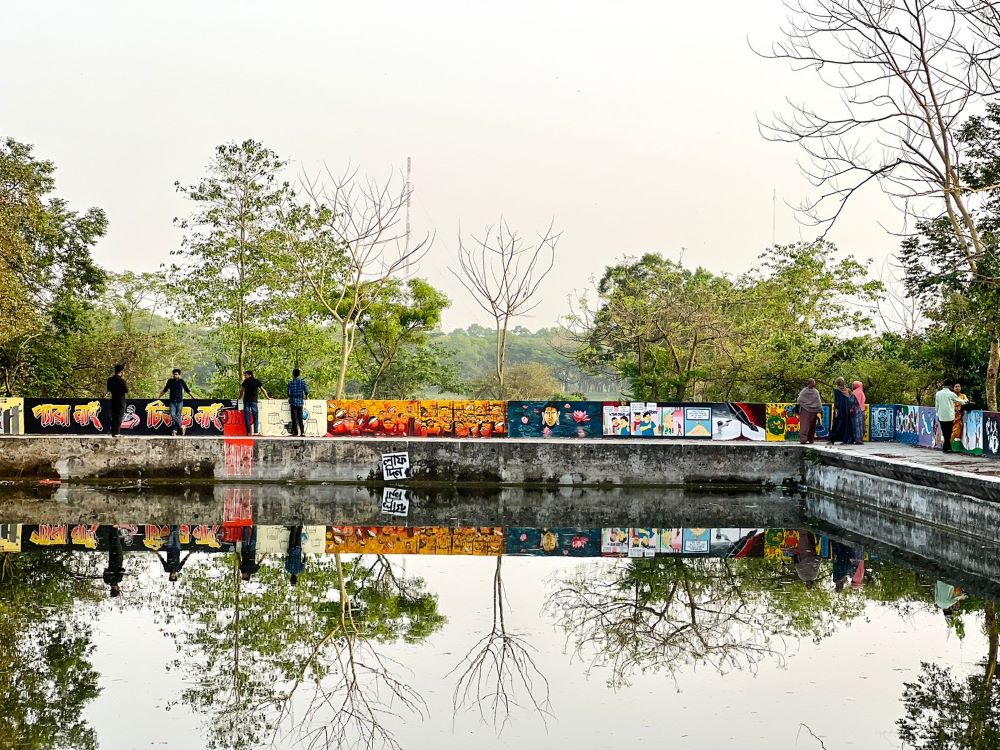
75, 555, 986, 750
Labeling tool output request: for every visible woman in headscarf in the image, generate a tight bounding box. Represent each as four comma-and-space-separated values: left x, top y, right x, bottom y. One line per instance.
829, 377, 856, 445
795, 378, 823, 444
851, 380, 867, 445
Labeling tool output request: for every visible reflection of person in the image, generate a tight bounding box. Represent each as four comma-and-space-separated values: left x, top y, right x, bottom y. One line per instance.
831, 541, 863, 592
239, 371, 269, 436
103, 526, 125, 597
287, 368, 309, 437
793, 531, 822, 589
159, 368, 194, 437
796, 378, 823, 444
829, 378, 857, 445
934, 580, 968, 618
935, 379, 964, 453
285, 525, 305, 585
239, 526, 262, 580
106, 364, 129, 438
156, 525, 193, 582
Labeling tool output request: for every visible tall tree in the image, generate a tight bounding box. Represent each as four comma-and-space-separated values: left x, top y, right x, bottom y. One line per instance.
172, 140, 291, 390
453, 218, 558, 399
760, 0, 1000, 408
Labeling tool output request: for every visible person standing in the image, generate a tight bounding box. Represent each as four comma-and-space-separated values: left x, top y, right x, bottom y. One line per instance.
796, 378, 823, 444
239, 371, 268, 437
159, 369, 194, 436
951, 382, 971, 448
106, 364, 129, 438
935, 379, 964, 453
287, 368, 309, 437
285, 525, 306, 585
829, 377, 857, 445
851, 380, 867, 445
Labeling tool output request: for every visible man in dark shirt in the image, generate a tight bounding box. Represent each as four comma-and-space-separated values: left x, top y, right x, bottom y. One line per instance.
159, 368, 194, 436
103, 526, 125, 597
287, 368, 309, 437
156, 525, 194, 582
239, 525, 262, 580
105, 364, 129, 437
239, 370, 268, 436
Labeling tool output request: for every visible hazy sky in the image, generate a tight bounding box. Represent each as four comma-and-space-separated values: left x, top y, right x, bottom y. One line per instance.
1, 0, 899, 329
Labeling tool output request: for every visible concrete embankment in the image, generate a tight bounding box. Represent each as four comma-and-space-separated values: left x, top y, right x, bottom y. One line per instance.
0, 436, 804, 486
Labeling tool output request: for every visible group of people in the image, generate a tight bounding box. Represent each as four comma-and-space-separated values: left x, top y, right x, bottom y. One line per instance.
105, 365, 311, 437
792, 530, 866, 592
794, 377, 868, 445
102, 523, 307, 597
795, 376, 974, 451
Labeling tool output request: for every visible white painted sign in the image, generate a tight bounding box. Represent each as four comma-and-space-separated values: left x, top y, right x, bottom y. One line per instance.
381, 452, 411, 481
381, 487, 411, 517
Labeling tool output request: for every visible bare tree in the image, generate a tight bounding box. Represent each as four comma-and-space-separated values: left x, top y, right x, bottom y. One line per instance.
448, 557, 552, 732
452, 218, 558, 399
287, 166, 431, 398
758, 0, 1000, 407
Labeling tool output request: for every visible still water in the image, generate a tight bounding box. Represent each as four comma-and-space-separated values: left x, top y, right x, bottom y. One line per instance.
1, 486, 996, 750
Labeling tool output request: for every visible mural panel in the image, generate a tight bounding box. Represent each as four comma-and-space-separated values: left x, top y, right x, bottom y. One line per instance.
0, 397, 24, 435
602, 405, 631, 436
451, 527, 505, 555
917, 406, 940, 448
895, 405, 919, 445
659, 404, 685, 437
630, 402, 661, 437
506, 401, 603, 439
451, 401, 506, 438
601, 527, 630, 555
711, 403, 766, 441
765, 403, 800, 442
413, 401, 455, 437
681, 528, 711, 554
984, 412, 1000, 459
683, 406, 713, 438
259, 400, 328, 437
23, 399, 231, 435
504, 527, 602, 556
869, 404, 896, 441
326, 400, 417, 437
956, 409, 984, 455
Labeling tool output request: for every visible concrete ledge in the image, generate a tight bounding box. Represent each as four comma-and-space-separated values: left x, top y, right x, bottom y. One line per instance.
0, 435, 805, 486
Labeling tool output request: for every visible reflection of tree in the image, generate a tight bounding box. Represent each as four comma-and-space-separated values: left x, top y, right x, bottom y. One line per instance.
547, 557, 864, 687
167, 552, 444, 750
899, 601, 1000, 749
0, 552, 102, 750
449, 557, 551, 731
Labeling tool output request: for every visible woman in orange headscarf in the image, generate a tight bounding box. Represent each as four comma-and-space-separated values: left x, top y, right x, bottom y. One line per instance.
851, 381, 867, 445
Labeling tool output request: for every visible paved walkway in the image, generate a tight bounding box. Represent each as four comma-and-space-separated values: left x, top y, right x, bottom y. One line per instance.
815, 441, 1000, 479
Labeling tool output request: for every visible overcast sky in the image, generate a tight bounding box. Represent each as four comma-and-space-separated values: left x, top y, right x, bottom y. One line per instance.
1, 0, 900, 330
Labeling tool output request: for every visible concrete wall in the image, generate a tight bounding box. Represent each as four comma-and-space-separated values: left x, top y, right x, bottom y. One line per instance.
0, 436, 805, 487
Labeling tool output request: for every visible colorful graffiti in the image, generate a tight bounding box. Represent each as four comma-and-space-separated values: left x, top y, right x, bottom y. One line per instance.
917, 406, 940, 448
765, 403, 799, 442
327, 400, 417, 437
23, 398, 233, 435
507, 401, 603, 439
985, 412, 1000, 458
324, 526, 503, 555
895, 405, 919, 445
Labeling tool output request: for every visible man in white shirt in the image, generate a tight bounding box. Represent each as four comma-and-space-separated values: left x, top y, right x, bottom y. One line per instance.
935, 379, 963, 453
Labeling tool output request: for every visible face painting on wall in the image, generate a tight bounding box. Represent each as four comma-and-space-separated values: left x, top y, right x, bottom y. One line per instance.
507, 401, 603, 439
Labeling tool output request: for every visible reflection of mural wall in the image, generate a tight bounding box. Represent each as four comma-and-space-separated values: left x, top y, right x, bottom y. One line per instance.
505, 527, 601, 556
0, 397, 24, 435
869, 404, 895, 441
324, 526, 503, 555
985, 412, 1000, 458
711, 403, 766, 441
507, 401, 603, 439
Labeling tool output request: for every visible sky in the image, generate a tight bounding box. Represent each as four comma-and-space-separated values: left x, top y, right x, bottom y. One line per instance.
0, 0, 900, 330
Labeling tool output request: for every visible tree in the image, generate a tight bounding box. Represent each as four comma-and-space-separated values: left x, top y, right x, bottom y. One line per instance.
453, 218, 558, 399
0, 137, 107, 395
357, 278, 451, 398
287, 167, 431, 398
470, 361, 562, 400
172, 140, 291, 390
760, 0, 1000, 408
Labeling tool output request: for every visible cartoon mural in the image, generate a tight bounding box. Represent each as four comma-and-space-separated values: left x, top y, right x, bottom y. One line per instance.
259, 399, 328, 437
659, 405, 685, 437
630, 402, 660, 437
765, 403, 800, 442
711, 403, 767, 441
683, 406, 713, 438
327, 400, 417, 437
451, 400, 507, 438
601, 527, 630, 555
682, 528, 711, 553
506, 401, 603, 439
602, 405, 631, 436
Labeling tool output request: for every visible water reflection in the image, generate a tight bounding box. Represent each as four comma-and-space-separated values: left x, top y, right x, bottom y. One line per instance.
1, 515, 999, 749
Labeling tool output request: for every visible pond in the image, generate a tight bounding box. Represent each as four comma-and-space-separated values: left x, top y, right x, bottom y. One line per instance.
1, 486, 996, 750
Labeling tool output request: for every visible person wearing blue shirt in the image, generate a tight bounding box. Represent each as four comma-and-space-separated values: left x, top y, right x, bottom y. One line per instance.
287, 368, 309, 437
159, 368, 194, 436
